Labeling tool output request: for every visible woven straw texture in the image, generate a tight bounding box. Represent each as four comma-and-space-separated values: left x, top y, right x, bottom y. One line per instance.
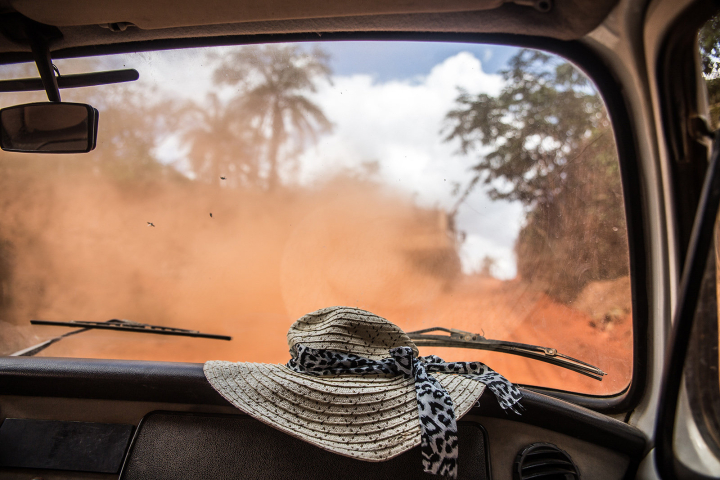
287, 306, 420, 360
204, 362, 485, 461
204, 306, 486, 461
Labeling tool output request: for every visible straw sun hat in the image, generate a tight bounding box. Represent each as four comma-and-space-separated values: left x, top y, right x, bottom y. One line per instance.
204, 306, 521, 478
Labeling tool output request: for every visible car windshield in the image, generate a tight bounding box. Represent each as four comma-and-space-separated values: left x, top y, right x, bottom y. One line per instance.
0, 41, 632, 395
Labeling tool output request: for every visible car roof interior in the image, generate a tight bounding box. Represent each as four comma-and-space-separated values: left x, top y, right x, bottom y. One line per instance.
0, 0, 619, 59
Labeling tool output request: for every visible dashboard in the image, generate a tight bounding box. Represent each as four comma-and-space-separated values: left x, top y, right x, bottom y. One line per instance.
0, 357, 647, 479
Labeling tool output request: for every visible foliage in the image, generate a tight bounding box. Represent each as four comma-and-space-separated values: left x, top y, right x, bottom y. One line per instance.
83, 87, 183, 183
444, 49, 628, 301
444, 50, 605, 205
195, 44, 333, 190
514, 133, 628, 302
182, 93, 259, 188
699, 12, 720, 128
700, 13, 720, 78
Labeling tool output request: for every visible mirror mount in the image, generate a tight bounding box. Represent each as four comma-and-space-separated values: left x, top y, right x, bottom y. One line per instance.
29, 31, 60, 102
0, 13, 63, 102
0, 14, 139, 96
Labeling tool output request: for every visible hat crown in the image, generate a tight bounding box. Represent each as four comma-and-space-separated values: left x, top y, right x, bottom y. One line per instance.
287, 306, 419, 360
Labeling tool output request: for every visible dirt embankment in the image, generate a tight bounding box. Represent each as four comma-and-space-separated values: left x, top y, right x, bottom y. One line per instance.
0, 172, 631, 396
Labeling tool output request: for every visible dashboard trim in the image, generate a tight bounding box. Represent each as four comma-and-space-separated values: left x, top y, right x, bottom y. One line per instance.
0, 357, 647, 458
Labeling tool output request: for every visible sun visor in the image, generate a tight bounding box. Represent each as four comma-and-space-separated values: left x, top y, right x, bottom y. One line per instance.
11, 0, 518, 29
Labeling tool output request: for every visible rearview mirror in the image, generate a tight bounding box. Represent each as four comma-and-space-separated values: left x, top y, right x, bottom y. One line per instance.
0, 102, 98, 153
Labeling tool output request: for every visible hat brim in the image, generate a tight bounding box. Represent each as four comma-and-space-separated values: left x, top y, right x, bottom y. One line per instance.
204, 361, 486, 462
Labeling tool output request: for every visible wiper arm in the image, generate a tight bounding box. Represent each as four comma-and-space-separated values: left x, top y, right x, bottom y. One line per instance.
406, 327, 606, 381
10, 325, 93, 357
10, 319, 231, 357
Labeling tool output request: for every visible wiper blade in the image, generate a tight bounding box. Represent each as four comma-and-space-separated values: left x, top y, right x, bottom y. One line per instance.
406, 327, 606, 381
30, 319, 232, 340
10, 319, 231, 357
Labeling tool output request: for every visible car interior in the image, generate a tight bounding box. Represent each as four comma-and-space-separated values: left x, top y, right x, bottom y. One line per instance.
0, 0, 718, 479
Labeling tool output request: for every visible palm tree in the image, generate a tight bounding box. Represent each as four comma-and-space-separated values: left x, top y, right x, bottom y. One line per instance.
183, 94, 260, 188
212, 44, 333, 190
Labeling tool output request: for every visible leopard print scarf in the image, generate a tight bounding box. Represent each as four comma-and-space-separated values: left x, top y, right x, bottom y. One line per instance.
287, 344, 522, 478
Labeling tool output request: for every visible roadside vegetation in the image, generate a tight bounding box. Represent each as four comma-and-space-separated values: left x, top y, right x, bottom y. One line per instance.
444, 49, 628, 303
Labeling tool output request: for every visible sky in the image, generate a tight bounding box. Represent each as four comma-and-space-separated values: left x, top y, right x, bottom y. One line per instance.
51, 41, 527, 278
303, 42, 524, 277
312, 41, 519, 80
294, 48, 524, 278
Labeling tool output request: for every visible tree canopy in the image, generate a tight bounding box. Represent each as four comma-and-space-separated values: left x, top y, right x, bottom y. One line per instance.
198, 44, 333, 190
444, 49, 628, 301
182, 93, 259, 188
444, 50, 607, 207
700, 12, 720, 128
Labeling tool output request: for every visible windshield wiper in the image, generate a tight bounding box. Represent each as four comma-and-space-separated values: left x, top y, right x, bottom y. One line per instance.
406, 327, 605, 381
10, 319, 231, 357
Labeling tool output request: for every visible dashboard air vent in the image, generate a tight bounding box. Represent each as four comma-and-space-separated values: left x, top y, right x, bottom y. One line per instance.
514, 443, 580, 479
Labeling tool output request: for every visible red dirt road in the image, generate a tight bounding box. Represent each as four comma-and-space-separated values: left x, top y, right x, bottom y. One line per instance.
0, 174, 632, 396
33, 275, 632, 395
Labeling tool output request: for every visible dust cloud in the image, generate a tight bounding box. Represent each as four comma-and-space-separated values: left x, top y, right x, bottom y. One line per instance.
0, 167, 631, 395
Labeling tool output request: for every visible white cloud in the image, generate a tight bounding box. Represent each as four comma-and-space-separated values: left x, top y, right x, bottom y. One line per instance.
460, 233, 516, 277
456, 197, 524, 278
111, 48, 524, 278
298, 52, 523, 278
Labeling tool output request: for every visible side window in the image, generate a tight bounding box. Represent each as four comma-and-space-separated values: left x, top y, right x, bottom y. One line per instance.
675, 12, 720, 473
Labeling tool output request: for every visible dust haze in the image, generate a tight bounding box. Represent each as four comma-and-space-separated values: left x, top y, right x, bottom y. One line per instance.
0, 44, 633, 396
0, 166, 631, 395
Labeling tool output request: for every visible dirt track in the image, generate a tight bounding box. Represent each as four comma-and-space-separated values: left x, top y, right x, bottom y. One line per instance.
0, 174, 632, 396
31, 275, 631, 396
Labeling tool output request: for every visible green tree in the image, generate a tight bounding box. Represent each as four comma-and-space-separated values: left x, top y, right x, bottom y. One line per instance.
444, 49, 628, 301
699, 13, 720, 128
211, 45, 333, 190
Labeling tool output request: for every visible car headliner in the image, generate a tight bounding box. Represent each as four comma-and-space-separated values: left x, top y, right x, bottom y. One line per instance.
0, 0, 620, 60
